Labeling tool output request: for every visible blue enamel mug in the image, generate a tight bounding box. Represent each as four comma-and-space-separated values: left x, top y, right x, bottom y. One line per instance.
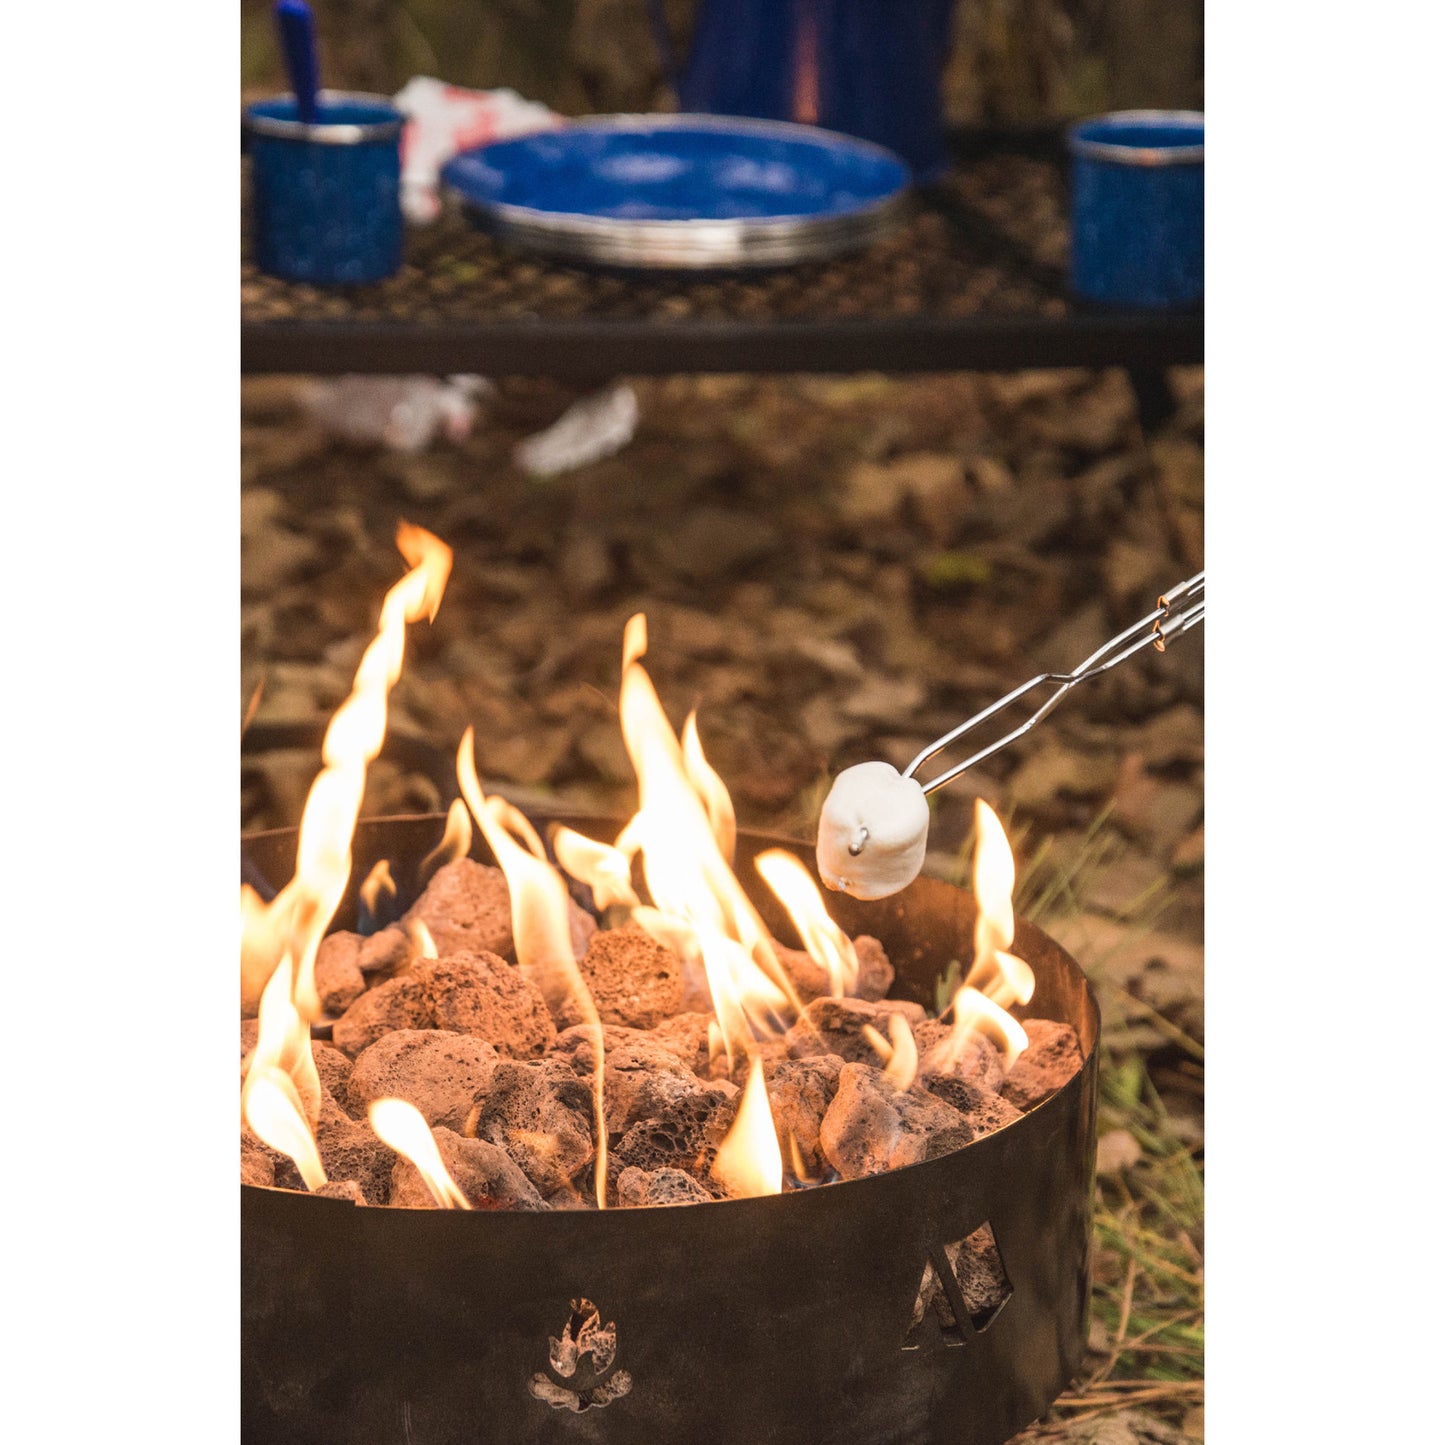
244, 91, 405, 285
1068, 110, 1204, 309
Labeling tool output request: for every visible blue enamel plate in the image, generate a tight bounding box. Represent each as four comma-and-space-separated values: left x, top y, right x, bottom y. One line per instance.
440, 114, 911, 269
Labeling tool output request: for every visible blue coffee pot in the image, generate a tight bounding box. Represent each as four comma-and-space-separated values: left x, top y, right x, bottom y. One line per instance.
645, 0, 953, 181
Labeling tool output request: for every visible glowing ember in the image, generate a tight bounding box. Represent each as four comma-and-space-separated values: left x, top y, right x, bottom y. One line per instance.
368, 1099, 470, 1208
711, 1056, 783, 1198
755, 848, 859, 996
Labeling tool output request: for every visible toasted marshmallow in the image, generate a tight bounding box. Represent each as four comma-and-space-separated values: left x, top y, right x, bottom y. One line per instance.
815, 762, 930, 900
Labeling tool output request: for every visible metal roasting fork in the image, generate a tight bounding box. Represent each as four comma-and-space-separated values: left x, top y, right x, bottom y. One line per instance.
901, 571, 1204, 798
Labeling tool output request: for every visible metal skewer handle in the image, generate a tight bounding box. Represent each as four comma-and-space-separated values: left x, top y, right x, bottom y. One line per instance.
903, 571, 1204, 797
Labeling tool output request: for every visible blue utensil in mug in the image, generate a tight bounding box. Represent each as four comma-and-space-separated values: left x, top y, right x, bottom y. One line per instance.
646, 0, 953, 181
244, 92, 404, 285
1068, 110, 1204, 309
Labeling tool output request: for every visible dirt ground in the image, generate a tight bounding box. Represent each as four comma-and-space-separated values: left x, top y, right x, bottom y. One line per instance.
241, 364, 1204, 1442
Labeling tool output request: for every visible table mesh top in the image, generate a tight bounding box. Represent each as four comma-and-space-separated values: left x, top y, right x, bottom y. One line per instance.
242, 149, 1074, 329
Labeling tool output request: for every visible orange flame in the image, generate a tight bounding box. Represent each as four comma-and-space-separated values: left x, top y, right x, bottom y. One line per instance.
755, 848, 859, 996
859, 1014, 918, 1089
682, 712, 736, 864
243, 954, 322, 1128
883, 1013, 918, 1089
457, 730, 608, 1208
359, 859, 396, 921
946, 987, 1028, 1069
244, 1067, 328, 1190
614, 616, 804, 1057
404, 918, 439, 959
553, 826, 642, 911
711, 1056, 783, 1198
417, 798, 474, 886
241, 523, 453, 1020
368, 1098, 470, 1208
938, 800, 1034, 1067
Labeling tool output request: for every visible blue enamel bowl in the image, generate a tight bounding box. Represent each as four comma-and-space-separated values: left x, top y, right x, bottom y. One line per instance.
1068, 110, 1204, 309
244, 91, 404, 286
441, 114, 911, 269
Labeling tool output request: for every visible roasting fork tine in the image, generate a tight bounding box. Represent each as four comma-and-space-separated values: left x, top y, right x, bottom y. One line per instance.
902, 571, 1204, 798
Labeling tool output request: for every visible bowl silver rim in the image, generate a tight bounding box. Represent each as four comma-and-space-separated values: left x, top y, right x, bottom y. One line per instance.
442, 111, 911, 267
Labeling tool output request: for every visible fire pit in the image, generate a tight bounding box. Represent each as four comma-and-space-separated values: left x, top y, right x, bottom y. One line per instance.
242, 809, 1098, 1445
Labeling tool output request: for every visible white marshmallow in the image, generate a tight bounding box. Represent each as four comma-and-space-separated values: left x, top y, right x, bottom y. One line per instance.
815, 762, 931, 900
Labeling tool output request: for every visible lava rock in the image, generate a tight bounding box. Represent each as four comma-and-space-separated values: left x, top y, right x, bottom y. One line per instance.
550, 1026, 703, 1133
764, 1054, 846, 1176
357, 925, 412, 977
390, 1126, 545, 1211
611, 1084, 740, 1190
403, 858, 514, 958
646, 1012, 715, 1076
241, 1145, 275, 1188
912, 1228, 1011, 1330
240, 1020, 352, 1112
347, 1029, 499, 1132
314, 932, 366, 1014
852, 936, 896, 1001
784, 996, 927, 1066
314, 1179, 367, 1205
465, 1059, 596, 1196
616, 1165, 712, 1207
919, 1074, 1023, 1139
332, 952, 556, 1060
820, 1063, 972, 1180
312, 1040, 355, 1106
267, 1093, 397, 1204
913, 1019, 1006, 1092
576, 923, 687, 1029
772, 934, 894, 1005
999, 1019, 1084, 1111
404, 857, 595, 963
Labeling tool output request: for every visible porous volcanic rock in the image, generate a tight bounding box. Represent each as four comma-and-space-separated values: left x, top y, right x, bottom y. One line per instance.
611, 1084, 740, 1191
404, 857, 595, 963
347, 1029, 499, 1132
913, 1019, 1006, 1093
918, 1074, 1023, 1139
820, 1063, 972, 1180
314, 932, 366, 1014
465, 1058, 596, 1195
764, 1053, 846, 1176
999, 1019, 1084, 1110
576, 923, 687, 1029
390, 1126, 545, 1210
616, 1165, 712, 1207
332, 952, 555, 1060
784, 996, 927, 1066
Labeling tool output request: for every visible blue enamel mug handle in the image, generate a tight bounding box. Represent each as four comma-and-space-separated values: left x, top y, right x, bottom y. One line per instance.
274, 0, 320, 124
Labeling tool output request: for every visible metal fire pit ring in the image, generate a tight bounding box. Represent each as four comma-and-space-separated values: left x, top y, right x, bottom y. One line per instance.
242, 811, 1099, 1445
